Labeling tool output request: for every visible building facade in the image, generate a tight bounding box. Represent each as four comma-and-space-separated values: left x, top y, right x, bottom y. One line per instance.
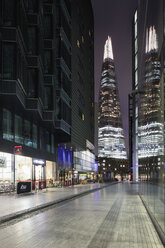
0, 0, 95, 189
131, 0, 165, 235
71, 0, 96, 183
98, 36, 128, 179
0, 0, 61, 189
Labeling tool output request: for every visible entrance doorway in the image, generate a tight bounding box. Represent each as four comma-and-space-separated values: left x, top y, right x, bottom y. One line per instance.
32, 159, 46, 190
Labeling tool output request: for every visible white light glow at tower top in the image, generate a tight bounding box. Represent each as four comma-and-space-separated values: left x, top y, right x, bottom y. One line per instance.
145, 26, 158, 53
103, 36, 114, 61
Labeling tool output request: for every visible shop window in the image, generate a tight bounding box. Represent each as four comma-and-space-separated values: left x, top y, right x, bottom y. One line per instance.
15, 115, 23, 144
46, 161, 55, 187
15, 155, 32, 181
24, 120, 32, 147
3, 109, 13, 141
32, 124, 37, 148
0, 152, 12, 182
3, 43, 16, 79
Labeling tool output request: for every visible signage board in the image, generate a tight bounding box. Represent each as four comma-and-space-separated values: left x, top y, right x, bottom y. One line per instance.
32, 159, 46, 166
0, 157, 6, 168
15, 146, 22, 154
17, 181, 32, 194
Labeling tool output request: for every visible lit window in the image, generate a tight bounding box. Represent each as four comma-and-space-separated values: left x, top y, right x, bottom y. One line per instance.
82, 113, 85, 120
82, 36, 84, 43
77, 40, 80, 48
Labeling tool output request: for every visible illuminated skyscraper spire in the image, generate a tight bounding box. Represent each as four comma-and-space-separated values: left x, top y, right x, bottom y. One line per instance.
98, 36, 127, 159
145, 26, 158, 53
103, 36, 114, 61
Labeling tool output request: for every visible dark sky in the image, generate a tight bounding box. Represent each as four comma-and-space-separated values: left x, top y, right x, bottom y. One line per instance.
91, 0, 138, 151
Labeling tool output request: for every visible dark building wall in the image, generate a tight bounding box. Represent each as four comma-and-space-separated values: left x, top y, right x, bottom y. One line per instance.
71, 0, 94, 150
0, 0, 73, 161
54, 0, 72, 142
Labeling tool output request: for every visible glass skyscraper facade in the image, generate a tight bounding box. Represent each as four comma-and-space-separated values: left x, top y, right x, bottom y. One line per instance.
98, 36, 127, 160
131, 0, 165, 236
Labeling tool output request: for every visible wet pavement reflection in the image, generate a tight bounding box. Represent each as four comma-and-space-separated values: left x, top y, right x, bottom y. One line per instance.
0, 183, 163, 248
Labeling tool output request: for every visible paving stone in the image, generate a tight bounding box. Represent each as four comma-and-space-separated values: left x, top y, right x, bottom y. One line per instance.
0, 183, 163, 248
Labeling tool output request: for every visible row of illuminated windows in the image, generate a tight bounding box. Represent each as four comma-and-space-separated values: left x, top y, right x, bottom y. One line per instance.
2, 108, 55, 153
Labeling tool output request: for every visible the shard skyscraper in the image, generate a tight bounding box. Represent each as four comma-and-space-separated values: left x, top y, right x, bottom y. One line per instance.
98, 36, 127, 160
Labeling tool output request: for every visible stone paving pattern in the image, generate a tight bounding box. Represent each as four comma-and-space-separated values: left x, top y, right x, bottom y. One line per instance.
0, 183, 164, 248
0, 183, 107, 219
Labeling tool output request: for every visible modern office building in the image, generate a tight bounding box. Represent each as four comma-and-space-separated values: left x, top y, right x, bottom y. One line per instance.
98, 36, 127, 179
131, 0, 165, 236
71, 0, 96, 183
0, 0, 96, 189
138, 26, 163, 177
0, 0, 60, 189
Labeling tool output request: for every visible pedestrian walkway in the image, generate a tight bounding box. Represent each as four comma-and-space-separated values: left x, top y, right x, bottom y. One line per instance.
0, 182, 163, 248
87, 183, 163, 248
0, 183, 110, 223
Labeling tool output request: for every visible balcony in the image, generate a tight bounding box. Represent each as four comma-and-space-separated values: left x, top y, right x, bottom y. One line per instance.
0, 79, 26, 107
60, 27, 71, 52
56, 88, 71, 106
2, 27, 16, 41
60, 0, 71, 24
56, 58, 71, 80
43, 111, 55, 122
55, 120, 71, 135
26, 98, 43, 118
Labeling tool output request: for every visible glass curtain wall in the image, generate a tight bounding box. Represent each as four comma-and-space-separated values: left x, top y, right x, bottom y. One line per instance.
137, 0, 165, 234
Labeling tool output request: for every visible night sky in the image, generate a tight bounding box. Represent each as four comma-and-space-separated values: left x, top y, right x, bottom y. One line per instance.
91, 0, 138, 151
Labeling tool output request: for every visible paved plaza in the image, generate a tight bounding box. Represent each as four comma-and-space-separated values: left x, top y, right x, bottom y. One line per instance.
0, 183, 164, 248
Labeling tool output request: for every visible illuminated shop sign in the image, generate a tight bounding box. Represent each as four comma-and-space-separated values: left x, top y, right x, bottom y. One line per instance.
0, 157, 6, 168
15, 146, 22, 154
32, 159, 46, 166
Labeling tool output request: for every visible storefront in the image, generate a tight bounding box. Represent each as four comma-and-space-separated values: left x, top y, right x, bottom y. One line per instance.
32, 159, 46, 190
59, 168, 72, 186
58, 146, 73, 186
46, 160, 56, 187
0, 152, 13, 183
0, 151, 56, 190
